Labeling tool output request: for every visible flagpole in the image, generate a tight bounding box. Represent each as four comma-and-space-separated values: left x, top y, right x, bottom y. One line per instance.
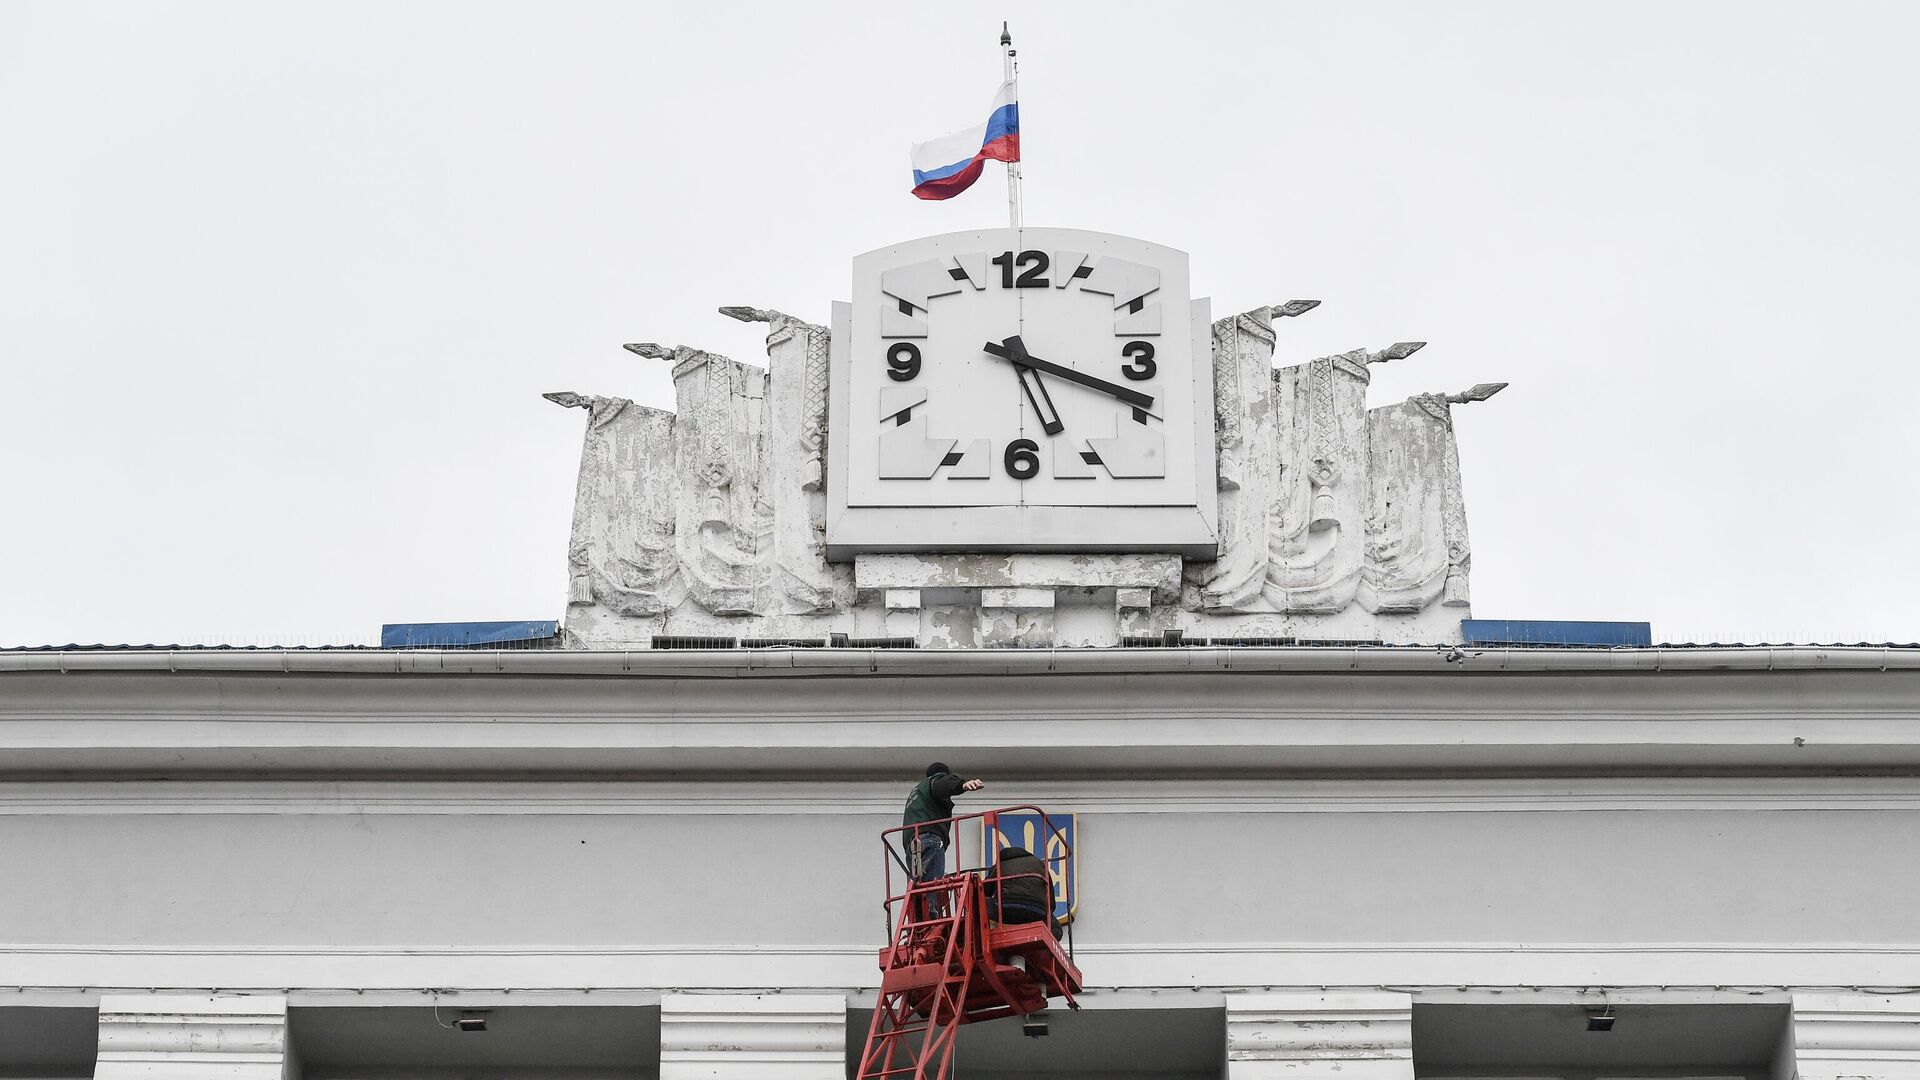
1001, 22, 1022, 231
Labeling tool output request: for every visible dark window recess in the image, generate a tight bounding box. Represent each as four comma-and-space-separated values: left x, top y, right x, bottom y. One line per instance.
1294, 638, 1383, 647
829, 634, 919, 649
740, 637, 828, 648
1120, 630, 1188, 647
1207, 636, 1298, 647
651, 636, 739, 650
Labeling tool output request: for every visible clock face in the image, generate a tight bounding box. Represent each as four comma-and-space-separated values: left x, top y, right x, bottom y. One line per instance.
826, 228, 1219, 558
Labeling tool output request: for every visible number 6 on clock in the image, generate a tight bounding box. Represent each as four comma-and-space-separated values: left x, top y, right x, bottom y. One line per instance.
1003, 438, 1040, 479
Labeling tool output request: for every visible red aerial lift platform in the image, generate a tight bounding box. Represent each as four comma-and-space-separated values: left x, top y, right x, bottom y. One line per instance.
857, 806, 1083, 1080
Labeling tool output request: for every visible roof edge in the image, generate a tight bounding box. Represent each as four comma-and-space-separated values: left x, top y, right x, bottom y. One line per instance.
2, 644, 1917, 678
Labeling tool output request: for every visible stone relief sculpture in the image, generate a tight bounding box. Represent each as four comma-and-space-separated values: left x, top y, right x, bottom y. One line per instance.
1267, 341, 1425, 615
1196, 305, 1280, 612
551, 312, 851, 641
622, 342, 771, 617
543, 392, 683, 623
1360, 384, 1505, 614
549, 303, 1503, 647
718, 307, 849, 616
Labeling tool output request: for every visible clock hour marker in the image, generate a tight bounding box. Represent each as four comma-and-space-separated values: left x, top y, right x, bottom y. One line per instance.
886, 342, 922, 381
950, 252, 988, 290
1053, 251, 1090, 288
1121, 341, 1156, 381
879, 386, 925, 424
882, 258, 966, 310
1114, 301, 1161, 337
1074, 256, 1158, 303
876, 385, 984, 480
1089, 409, 1166, 479
880, 257, 967, 338
944, 438, 990, 479
1053, 438, 1098, 479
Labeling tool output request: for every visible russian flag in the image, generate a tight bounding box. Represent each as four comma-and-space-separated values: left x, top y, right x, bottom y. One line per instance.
909, 81, 1020, 201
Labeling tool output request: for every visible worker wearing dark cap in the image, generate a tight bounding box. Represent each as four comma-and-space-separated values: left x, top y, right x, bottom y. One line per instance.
901, 762, 985, 882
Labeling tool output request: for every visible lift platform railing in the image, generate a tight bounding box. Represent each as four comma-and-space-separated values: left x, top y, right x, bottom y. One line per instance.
880, 804, 1074, 959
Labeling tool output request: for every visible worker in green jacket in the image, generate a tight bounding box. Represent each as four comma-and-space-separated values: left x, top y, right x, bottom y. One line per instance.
901, 761, 985, 882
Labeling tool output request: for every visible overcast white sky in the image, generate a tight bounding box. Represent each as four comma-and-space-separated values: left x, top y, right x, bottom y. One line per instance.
3, 1, 1917, 647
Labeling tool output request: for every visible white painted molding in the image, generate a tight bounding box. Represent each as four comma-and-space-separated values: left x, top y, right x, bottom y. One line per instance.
6, 644, 1920, 676
6, 663, 1920, 776
14, 943, 1920, 996
1226, 992, 1413, 1080
3, 778, 1918, 816
1792, 993, 1920, 1080
661, 993, 847, 1080
95, 994, 290, 1080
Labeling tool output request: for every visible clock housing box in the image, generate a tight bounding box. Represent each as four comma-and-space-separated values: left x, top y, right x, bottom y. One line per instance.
826, 228, 1219, 560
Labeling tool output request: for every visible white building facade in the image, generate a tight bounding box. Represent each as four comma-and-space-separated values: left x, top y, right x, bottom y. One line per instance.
7, 227, 1915, 1077
3, 645, 1919, 1078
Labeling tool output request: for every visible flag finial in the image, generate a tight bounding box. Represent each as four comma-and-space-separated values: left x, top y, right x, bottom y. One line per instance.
1000, 22, 1012, 47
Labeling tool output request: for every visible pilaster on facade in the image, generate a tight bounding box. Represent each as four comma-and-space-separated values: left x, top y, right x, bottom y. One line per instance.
1792, 993, 1920, 1080
661, 993, 847, 1080
1226, 992, 1414, 1080
95, 994, 293, 1080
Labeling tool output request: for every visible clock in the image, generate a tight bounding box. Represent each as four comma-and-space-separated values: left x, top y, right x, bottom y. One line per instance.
825, 227, 1218, 559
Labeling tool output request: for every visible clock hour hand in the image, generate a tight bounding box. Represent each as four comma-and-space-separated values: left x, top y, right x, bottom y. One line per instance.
998, 335, 1065, 435
1015, 365, 1065, 436
983, 336, 1059, 438
984, 337, 1156, 412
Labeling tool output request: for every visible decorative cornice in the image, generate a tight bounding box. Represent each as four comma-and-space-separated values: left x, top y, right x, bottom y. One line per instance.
4, 778, 1919, 816
7, 644, 1920, 676
5, 648, 1919, 777
13, 942, 1920, 995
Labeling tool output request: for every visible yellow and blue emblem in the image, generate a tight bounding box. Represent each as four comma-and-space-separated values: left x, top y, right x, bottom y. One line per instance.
978, 811, 1076, 923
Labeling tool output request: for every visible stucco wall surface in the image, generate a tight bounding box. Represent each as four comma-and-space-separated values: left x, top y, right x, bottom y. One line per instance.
3, 784, 1918, 991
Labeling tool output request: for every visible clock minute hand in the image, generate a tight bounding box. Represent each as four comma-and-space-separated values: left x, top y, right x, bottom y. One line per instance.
984, 338, 1156, 412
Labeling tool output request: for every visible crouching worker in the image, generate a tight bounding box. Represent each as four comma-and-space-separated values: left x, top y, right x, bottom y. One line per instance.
984, 845, 1061, 940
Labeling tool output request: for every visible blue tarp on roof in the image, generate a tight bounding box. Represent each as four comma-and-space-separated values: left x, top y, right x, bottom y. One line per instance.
1462, 619, 1654, 647
379, 620, 559, 648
